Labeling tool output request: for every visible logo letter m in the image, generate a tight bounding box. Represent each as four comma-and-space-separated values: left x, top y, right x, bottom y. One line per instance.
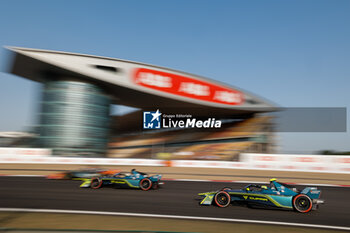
144, 122, 153, 128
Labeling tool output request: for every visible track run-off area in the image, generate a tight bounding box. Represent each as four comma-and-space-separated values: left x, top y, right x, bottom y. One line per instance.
0, 177, 350, 231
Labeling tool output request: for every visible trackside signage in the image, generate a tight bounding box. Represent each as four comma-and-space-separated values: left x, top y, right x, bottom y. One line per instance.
133, 68, 244, 105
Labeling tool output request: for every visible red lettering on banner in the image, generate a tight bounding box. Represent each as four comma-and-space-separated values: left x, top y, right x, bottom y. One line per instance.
38, 150, 49, 155
24, 150, 35, 155
311, 167, 325, 171
61, 159, 73, 163
5, 158, 17, 161
283, 165, 296, 170
339, 158, 350, 163
257, 156, 275, 161
33, 158, 44, 162
256, 165, 270, 168
133, 68, 244, 105
231, 163, 242, 167
296, 157, 316, 163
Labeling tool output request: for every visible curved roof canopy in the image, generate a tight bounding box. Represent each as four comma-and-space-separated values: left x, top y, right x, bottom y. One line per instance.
6, 47, 278, 116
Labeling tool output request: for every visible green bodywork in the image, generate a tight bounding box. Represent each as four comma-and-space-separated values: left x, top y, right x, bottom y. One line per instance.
198, 191, 293, 209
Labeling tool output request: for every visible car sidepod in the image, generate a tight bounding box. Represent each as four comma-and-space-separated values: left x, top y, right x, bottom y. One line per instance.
228, 191, 294, 209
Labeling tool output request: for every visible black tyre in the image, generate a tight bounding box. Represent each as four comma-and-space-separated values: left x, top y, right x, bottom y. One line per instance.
293, 194, 312, 213
214, 191, 231, 208
90, 177, 102, 189
140, 178, 152, 191
221, 187, 232, 191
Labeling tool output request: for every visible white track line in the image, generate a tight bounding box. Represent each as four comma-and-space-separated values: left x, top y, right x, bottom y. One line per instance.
0, 208, 349, 231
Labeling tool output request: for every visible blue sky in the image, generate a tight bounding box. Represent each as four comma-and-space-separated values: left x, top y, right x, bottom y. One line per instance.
0, 0, 349, 153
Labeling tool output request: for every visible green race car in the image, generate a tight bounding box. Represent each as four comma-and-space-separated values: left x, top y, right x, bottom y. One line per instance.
198, 178, 324, 213
79, 169, 163, 191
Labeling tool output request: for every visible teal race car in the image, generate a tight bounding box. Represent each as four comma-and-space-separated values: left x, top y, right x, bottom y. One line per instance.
79, 169, 163, 191
198, 178, 324, 213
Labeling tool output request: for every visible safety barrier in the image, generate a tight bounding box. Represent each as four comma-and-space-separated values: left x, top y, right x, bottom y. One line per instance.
0, 147, 51, 157
240, 153, 350, 173
0, 148, 349, 174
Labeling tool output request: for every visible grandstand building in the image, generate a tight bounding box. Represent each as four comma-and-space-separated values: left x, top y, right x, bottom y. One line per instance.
0, 132, 37, 147
6, 47, 278, 159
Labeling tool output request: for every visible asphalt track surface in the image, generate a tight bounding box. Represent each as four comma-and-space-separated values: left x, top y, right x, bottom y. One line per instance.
0, 177, 349, 228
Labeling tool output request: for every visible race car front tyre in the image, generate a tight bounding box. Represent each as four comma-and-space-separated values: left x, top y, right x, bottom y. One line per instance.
140, 178, 152, 191
214, 191, 231, 208
293, 194, 313, 213
90, 177, 102, 189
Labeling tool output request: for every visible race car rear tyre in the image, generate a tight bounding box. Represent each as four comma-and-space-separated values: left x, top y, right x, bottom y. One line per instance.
221, 187, 232, 191
140, 178, 152, 191
90, 177, 102, 189
293, 194, 312, 213
214, 191, 231, 208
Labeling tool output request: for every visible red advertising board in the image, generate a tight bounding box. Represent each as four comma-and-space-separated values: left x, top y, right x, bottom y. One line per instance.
133, 68, 244, 105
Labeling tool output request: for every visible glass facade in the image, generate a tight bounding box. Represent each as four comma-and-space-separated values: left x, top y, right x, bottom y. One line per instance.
38, 80, 111, 157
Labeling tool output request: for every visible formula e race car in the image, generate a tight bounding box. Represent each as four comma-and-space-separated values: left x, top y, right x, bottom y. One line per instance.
198, 179, 324, 213
79, 169, 163, 191
46, 168, 120, 180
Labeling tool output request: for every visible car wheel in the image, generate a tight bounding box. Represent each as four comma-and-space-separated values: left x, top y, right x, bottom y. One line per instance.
140, 178, 152, 191
293, 194, 312, 213
214, 191, 231, 207
221, 187, 232, 191
90, 177, 102, 189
